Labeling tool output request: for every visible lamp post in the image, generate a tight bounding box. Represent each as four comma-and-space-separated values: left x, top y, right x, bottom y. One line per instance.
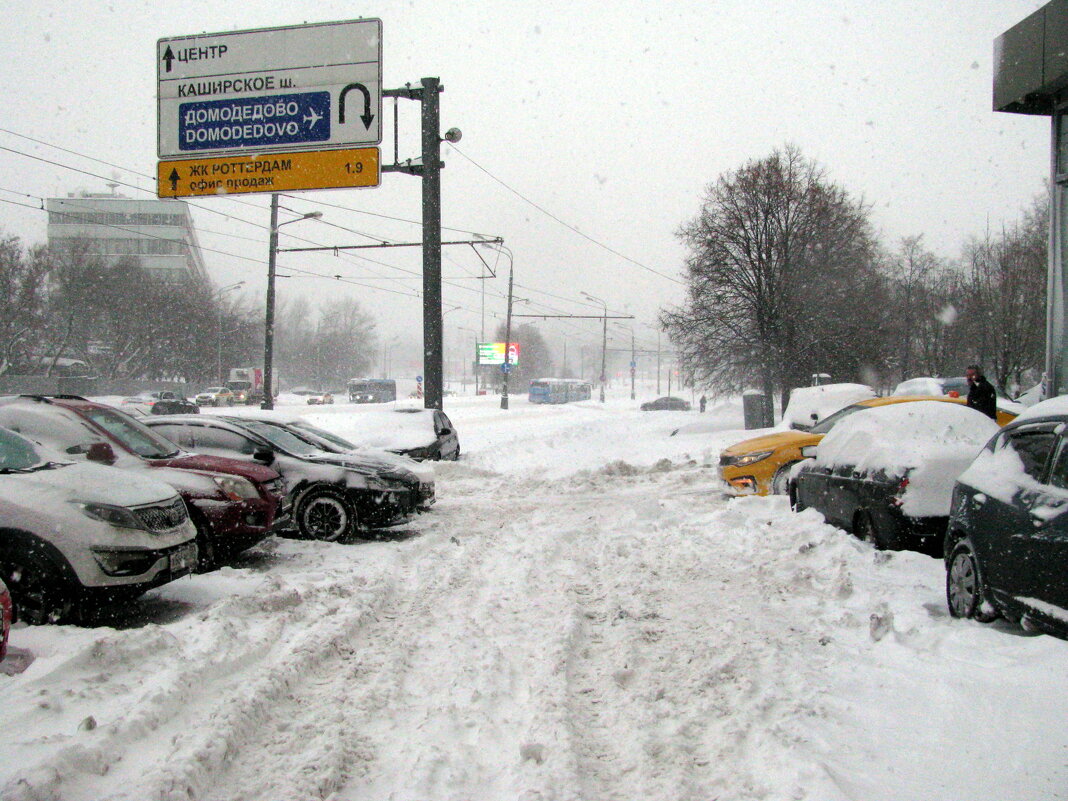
582, 291, 608, 403
213, 281, 245, 384
459, 326, 478, 394
479, 242, 515, 410
263, 195, 322, 410
615, 321, 636, 400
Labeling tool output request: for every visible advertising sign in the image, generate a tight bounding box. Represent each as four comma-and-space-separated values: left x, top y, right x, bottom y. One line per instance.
477, 342, 520, 366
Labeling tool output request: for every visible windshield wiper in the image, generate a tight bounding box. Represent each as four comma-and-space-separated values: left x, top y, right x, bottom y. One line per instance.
27, 461, 68, 471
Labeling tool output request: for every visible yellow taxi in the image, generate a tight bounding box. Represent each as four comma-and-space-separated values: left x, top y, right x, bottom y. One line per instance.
719, 395, 1017, 496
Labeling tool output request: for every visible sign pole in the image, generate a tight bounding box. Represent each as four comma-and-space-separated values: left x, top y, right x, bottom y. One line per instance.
501, 260, 515, 410
262, 193, 279, 410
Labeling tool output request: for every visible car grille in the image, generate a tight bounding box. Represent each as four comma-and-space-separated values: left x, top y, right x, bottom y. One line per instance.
135, 497, 188, 532
419, 482, 435, 501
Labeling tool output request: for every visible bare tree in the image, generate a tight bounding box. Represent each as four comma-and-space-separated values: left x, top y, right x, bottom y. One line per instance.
662, 145, 880, 407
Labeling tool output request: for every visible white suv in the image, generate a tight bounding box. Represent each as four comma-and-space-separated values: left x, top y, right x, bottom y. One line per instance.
0, 426, 197, 624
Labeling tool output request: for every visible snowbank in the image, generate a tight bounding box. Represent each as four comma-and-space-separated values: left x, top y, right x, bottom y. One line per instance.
816, 401, 999, 517
782, 383, 875, 429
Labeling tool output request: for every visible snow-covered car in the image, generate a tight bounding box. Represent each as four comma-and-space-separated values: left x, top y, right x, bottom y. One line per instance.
305, 392, 334, 405
0, 426, 197, 624
0, 577, 10, 661
945, 400, 1068, 638
640, 396, 691, 411
791, 401, 999, 551
0, 396, 285, 571
195, 387, 234, 407
120, 391, 197, 416
223, 412, 436, 509
143, 415, 431, 540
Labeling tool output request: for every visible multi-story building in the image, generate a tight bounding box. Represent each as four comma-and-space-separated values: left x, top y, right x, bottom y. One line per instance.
46, 189, 208, 283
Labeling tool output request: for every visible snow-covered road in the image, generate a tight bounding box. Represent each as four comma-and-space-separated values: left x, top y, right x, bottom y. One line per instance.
2, 396, 1066, 800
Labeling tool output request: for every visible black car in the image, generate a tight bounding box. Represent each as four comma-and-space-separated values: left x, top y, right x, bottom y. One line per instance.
640, 396, 690, 412
151, 396, 199, 415
945, 411, 1068, 639
791, 401, 999, 551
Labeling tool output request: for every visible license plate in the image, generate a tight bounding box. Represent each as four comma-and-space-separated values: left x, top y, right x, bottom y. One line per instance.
170, 543, 197, 574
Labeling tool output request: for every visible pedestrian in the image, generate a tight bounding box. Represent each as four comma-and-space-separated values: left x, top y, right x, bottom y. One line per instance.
965, 365, 997, 420
699, 394, 707, 413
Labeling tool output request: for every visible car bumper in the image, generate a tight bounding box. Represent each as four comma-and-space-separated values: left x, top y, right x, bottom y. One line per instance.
719, 465, 771, 496
194, 498, 276, 556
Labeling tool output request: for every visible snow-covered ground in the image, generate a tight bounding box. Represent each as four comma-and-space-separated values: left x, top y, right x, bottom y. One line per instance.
1, 393, 1066, 801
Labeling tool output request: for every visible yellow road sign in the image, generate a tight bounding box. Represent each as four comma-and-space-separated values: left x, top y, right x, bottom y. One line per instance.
157, 147, 379, 197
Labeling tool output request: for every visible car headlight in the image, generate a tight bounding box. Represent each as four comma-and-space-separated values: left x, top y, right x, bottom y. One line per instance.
73, 501, 145, 530
732, 450, 774, 467
212, 475, 260, 501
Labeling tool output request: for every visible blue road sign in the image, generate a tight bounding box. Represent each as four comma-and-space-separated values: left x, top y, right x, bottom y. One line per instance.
501, 363, 512, 373
179, 92, 331, 152
416, 375, 423, 382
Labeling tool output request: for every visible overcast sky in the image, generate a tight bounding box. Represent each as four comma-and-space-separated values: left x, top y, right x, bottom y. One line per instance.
0, 0, 1052, 375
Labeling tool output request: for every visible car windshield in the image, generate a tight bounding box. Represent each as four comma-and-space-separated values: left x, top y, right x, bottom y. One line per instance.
81, 407, 181, 459
0, 427, 65, 472
236, 420, 319, 456
809, 403, 867, 434
291, 421, 357, 451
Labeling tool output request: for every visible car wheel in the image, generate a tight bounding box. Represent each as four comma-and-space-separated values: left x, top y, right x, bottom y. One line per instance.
771, 462, 797, 495
789, 483, 804, 512
0, 553, 72, 625
853, 510, 906, 551
295, 486, 358, 542
189, 511, 218, 572
947, 539, 999, 623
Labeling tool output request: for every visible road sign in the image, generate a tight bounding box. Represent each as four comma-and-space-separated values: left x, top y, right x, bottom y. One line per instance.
501, 363, 512, 374
158, 19, 382, 159
157, 148, 379, 198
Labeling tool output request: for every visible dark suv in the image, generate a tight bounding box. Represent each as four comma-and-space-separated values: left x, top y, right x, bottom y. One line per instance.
945, 409, 1068, 639
0, 396, 286, 570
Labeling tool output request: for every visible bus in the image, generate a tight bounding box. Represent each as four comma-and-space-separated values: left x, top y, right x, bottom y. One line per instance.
528, 379, 593, 404
347, 378, 397, 403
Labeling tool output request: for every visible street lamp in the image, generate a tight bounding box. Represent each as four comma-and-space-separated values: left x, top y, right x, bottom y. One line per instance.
581, 291, 608, 403
458, 326, 478, 394
263, 195, 322, 409
480, 242, 515, 410
212, 281, 245, 384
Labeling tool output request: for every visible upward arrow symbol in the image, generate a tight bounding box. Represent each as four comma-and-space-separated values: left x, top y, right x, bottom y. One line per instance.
168, 169, 180, 191
163, 46, 174, 73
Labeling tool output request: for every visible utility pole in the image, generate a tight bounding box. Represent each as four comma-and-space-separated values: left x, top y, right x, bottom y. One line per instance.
501, 258, 515, 410
580, 292, 608, 403
630, 328, 636, 401
657, 330, 662, 395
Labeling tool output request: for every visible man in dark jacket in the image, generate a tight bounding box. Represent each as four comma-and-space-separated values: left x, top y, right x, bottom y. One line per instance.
965, 365, 997, 420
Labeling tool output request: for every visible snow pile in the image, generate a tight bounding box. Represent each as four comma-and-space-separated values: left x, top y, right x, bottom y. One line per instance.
782, 383, 875, 429
892, 376, 947, 397
1013, 395, 1068, 423
816, 401, 999, 517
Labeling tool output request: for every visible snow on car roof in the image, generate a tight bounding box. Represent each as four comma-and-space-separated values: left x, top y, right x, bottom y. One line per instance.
816, 400, 997, 475
305, 407, 437, 451
1012, 394, 1068, 424
781, 383, 875, 429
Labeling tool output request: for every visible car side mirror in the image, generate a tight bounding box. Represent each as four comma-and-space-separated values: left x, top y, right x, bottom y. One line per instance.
810, 412, 819, 422
252, 447, 275, 465
86, 442, 117, 465
438, 427, 452, 436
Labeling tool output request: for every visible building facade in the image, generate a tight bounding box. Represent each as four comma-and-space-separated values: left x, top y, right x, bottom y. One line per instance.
46, 190, 208, 283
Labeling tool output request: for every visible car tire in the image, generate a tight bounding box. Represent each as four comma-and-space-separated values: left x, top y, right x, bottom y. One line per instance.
189, 511, 218, 572
853, 510, 906, 551
771, 462, 797, 495
946, 539, 1000, 623
0, 552, 73, 625
789, 483, 804, 512
295, 485, 358, 542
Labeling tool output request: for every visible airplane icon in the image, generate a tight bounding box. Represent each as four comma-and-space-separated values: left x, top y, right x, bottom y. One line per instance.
303, 107, 323, 129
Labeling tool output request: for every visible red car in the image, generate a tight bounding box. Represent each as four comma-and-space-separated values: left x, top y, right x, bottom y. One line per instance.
0, 577, 10, 661
0, 395, 287, 570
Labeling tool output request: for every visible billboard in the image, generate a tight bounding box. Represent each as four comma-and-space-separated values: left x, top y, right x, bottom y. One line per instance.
477, 342, 520, 366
